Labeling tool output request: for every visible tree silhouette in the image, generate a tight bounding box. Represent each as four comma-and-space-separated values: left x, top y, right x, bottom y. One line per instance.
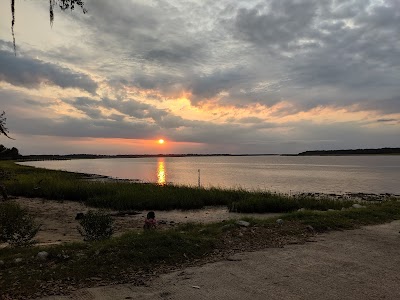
10, 0, 87, 55
0, 112, 13, 140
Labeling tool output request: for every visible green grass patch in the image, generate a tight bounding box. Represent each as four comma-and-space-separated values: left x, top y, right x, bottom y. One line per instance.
0, 223, 220, 298
229, 194, 354, 213
282, 200, 400, 231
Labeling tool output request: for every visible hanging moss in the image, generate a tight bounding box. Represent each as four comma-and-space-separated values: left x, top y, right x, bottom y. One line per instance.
10, 0, 87, 55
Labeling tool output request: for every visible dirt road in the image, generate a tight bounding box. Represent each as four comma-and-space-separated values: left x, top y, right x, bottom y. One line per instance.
42, 220, 400, 300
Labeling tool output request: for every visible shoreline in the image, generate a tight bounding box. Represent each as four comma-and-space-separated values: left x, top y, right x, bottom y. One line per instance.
14, 162, 400, 201
16, 158, 400, 197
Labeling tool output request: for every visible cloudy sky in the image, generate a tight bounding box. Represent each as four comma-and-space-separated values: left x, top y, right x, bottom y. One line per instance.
0, 0, 399, 155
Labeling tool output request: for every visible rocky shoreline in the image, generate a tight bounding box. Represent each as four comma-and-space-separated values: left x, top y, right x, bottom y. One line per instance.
294, 192, 400, 202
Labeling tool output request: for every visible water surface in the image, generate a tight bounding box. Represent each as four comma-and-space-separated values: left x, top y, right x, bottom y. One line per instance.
19, 155, 400, 194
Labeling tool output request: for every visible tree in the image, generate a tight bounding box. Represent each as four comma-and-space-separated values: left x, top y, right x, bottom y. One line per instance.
0, 111, 13, 140
10, 0, 87, 55
0, 111, 13, 200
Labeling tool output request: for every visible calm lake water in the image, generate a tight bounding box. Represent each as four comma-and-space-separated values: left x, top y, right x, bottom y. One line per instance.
19, 156, 400, 194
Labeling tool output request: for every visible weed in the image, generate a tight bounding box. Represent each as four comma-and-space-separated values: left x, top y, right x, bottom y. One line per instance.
0, 201, 40, 247
78, 210, 114, 241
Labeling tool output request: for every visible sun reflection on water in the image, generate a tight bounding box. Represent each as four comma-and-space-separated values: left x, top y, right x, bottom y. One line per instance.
157, 158, 166, 185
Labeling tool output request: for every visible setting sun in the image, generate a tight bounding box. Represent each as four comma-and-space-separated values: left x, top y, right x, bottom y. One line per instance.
158, 139, 165, 144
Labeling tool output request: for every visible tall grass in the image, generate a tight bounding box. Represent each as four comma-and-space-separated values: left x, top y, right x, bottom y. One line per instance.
1, 160, 356, 212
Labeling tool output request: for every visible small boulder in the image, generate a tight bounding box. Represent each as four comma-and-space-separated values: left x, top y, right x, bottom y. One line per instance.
37, 251, 49, 261
298, 208, 306, 212
221, 224, 235, 230
75, 213, 85, 220
306, 225, 314, 232
14, 258, 23, 263
276, 219, 284, 225
236, 220, 250, 227
352, 204, 366, 209
0, 260, 4, 265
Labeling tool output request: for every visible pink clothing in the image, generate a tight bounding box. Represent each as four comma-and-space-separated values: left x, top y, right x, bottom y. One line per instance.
144, 218, 157, 229
145, 218, 157, 225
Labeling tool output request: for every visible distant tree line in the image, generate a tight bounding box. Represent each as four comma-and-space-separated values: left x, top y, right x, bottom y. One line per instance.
297, 148, 400, 156
0, 145, 21, 160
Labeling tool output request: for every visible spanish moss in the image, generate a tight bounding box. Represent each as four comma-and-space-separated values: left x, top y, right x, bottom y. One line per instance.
50, 0, 54, 27
11, 0, 16, 56
9, 0, 87, 55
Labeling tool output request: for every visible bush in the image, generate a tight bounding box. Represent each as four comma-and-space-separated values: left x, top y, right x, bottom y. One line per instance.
78, 210, 114, 241
0, 202, 40, 247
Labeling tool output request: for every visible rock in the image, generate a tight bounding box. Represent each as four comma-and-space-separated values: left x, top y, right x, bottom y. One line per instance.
37, 251, 49, 261
221, 224, 234, 230
0, 260, 4, 265
236, 220, 250, 227
14, 258, 23, 263
238, 232, 244, 237
75, 213, 85, 220
276, 219, 284, 225
298, 208, 306, 212
191, 285, 201, 289
306, 225, 314, 232
352, 204, 366, 209
341, 207, 347, 211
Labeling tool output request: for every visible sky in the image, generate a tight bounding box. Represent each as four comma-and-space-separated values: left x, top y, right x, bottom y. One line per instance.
0, 0, 399, 155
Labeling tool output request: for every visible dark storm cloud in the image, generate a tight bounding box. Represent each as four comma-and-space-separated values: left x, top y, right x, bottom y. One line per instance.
213, 0, 400, 114
233, 0, 319, 52
0, 49, 98, 93
9, 116, 158, 140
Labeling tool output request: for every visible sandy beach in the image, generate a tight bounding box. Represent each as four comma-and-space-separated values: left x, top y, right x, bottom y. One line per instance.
12, 197, 281, 245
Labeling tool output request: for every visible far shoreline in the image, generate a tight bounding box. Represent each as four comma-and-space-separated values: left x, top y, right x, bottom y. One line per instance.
4, 146, 398, 161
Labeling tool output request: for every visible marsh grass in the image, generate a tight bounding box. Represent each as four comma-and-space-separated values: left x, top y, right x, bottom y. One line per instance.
2, 160, 356, 212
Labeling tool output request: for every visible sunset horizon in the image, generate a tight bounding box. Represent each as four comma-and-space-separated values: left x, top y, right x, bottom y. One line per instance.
1, 0, 399, 155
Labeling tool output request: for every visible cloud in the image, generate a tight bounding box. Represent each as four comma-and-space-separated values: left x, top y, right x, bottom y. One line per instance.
233, 0, 319, 52
0, 49, 98, 93
1, 0, 400, 154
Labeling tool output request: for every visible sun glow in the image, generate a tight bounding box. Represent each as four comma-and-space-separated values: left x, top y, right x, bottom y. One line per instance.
158, 139, 165, 144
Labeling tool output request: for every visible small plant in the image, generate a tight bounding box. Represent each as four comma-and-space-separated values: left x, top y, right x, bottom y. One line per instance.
78, 210, 114, 241
0, 202, 40, 247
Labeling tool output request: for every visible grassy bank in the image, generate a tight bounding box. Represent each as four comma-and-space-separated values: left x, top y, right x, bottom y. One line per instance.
1, 200, 400, 298
1, 160, 356, 212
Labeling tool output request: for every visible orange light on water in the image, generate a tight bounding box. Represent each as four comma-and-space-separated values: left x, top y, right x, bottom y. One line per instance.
158, 139, 165, 144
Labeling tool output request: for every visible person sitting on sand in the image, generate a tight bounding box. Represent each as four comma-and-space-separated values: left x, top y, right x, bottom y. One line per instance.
144, 211, 157, 230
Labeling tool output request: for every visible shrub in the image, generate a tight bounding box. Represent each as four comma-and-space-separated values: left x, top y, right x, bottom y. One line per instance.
0, 202, 40, 247
78, 210, 114, 241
